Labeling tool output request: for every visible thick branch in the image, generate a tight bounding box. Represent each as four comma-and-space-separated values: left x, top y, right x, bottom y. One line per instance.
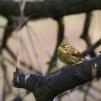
13, 54, 101, 101
0, 0, 101, 19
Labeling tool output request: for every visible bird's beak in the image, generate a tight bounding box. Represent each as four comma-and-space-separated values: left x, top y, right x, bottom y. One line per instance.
58, 47, 65, 53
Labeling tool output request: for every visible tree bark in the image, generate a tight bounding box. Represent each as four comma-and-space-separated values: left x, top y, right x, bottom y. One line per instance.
0, 0, 101, 19
13, 54, 101, 101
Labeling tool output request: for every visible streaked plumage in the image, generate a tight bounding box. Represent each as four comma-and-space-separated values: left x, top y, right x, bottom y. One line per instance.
57, 42, 85, 64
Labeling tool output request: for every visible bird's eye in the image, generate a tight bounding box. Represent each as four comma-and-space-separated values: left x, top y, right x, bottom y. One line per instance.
64, 46, 68, 49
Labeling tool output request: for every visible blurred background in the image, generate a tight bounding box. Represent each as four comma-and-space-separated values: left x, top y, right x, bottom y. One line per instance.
0, 0, 101, 101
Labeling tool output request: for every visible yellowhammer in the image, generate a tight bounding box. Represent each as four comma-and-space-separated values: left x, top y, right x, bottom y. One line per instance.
57, 42, 85, 64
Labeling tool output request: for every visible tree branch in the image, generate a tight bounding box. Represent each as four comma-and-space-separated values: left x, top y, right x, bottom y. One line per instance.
13, 54, 101, 101
0, 0, 101, 19
0, 17, 14, 53
82, 39, 101, 56
48, 18, 64, 72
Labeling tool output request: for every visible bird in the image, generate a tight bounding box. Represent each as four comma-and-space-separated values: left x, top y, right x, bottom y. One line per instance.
57, 42, 86, 64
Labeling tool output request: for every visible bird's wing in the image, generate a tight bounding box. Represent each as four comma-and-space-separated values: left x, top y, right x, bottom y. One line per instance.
71, 46, 83, 57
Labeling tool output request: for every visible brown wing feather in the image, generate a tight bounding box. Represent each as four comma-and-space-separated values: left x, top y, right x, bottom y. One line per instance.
70, 46, 83, 57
